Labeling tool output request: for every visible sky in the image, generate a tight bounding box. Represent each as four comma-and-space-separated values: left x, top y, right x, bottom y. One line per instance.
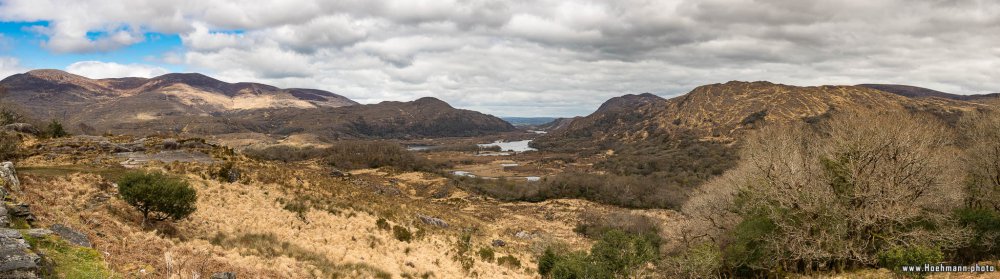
0, 0, 998, 117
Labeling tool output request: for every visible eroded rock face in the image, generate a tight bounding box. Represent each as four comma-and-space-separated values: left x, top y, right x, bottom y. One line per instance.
0, 162, 19, 196
0, 229, 41, 279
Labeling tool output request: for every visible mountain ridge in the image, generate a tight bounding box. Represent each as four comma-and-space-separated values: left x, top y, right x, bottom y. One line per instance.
534, 81, 988, 151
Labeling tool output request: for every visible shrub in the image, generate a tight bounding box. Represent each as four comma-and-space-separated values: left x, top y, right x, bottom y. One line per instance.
0, 107, 22, 126
376, 218, 391, 231
117, 171, 197, 226
537, 229, 660, 278
44, 119, 68, 138
663, 242, 723, 278
212, 162, 240, 183
878, 246, 943, 276
538, 248, 559, 276
392, 225, 412, 242
324, 141, 433, 171
496, 255, 521, 268
590, 229, 659, 276
0, 132, 18, 161
477, 247, 495, 262
453, 230, 475, 271
953, 207, 1000, 261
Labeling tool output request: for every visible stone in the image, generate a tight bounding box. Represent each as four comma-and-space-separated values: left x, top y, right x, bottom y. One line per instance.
417, 214, 448, 228
0, 162, 19, 194
514, 231, 534, 239
49, 224, 91, 248
210, 272, 236, 279
0, 228, 40, 278
491, 239, 506, 247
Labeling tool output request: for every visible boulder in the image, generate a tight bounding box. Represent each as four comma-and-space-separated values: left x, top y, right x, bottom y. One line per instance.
491, 239, 507, 247
0, 228, 41, 278
49, 224, 91, 248
417, 214, 448, 228
210, 272, 236, 279
0, 162, 19, 195
1, 123, 36, 135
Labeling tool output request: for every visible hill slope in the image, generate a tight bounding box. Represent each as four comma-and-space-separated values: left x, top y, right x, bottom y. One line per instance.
535, 81, 985, 151
0, 70, 358, 122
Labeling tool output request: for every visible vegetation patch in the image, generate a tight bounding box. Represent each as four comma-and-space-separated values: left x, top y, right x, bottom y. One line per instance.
210, 232, 391, 279
24, 234, 112, 279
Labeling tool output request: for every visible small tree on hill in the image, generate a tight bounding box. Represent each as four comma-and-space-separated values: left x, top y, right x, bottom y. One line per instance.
118, 172, 197, 227
45, 119, 68, 138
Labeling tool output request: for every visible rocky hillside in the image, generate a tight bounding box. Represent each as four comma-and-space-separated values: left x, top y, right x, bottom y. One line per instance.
0, 69, 358, 124
535, 81, 987, 151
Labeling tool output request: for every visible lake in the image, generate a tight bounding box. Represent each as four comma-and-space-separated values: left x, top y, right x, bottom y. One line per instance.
477, 140, 536, 152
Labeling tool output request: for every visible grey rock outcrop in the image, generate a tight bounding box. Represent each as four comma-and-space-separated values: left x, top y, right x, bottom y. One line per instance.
0, 229, 40, 279
49, 224, 91, 248
417, 214, 448, 228
0, 162, 19, 195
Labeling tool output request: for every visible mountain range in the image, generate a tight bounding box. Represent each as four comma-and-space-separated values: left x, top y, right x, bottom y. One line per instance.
0, 70, 513, 139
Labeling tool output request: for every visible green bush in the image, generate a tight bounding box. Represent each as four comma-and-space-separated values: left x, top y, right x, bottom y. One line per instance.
117, 171, 197, 226
538, 248, 559, 276
549, 251, 602, 279
45, 119, 68, 138
954, 207, 1000, 261
665, 242, 723, 278
392, 225, 412, 242
376, 218, 391, 231
24, 235, 112, 278
590, 229, 659, 275
496, 255, 521, 268
477, 247, 495, 262
537, 229, 660, 278
878, 246, 943, 276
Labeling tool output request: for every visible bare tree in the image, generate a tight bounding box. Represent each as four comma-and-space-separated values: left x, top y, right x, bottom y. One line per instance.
668, 111, 970, 275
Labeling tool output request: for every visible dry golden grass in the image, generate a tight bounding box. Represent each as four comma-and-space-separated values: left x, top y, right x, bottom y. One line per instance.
10, 150, 649, 278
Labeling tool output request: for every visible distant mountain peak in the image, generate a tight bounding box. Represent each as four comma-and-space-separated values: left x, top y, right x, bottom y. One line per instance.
596, 92, 665, 112
23, 69, 91, 81
412, 97, 453, 108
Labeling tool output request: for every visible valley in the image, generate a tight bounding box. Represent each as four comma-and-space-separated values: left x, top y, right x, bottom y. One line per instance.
1, 73, 999, 279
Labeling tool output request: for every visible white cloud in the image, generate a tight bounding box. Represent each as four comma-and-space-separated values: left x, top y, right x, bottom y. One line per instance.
65, 61, 169, 78
3, 0, 1000, 116
0, 57, 26, 79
